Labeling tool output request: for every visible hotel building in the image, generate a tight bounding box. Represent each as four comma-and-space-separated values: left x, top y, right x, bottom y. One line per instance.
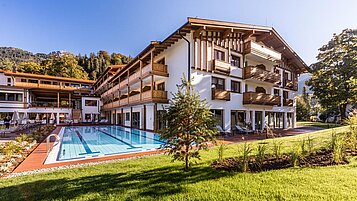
95, 18, 308, 132
0, 70, 100, 124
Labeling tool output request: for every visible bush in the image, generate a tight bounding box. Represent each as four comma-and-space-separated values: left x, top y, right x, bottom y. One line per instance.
272, 140, 283, 159
290, 146, 301, 167
256, 144, 267, 171
217, 143, 226, 162
0, 142, 22, 156
239, 143, 252, 172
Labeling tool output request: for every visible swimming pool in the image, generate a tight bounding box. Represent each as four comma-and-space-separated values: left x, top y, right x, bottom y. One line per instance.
45, 126, 165, 164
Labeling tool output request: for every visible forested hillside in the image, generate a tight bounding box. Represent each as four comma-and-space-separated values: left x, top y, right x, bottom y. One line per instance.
0, 47, 131, 80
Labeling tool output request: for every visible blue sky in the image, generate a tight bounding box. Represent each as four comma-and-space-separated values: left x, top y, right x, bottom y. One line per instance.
0, 0, 356, 65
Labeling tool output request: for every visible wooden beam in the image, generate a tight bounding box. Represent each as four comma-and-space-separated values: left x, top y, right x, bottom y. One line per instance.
222, 28, 233, 39
193, 26, 206, 38
242, 30, 255, 41
255, 32, 272, 42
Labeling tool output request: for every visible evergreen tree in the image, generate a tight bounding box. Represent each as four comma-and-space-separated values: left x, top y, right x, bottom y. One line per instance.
159, 77, 218, 171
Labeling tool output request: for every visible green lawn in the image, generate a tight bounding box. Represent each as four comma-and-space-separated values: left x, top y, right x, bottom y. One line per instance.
0, 126, 356, 201
297, 121, 342, 129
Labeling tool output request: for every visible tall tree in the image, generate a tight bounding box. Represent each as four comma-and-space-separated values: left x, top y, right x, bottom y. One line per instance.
159, 77, 218, 171
307, 29, 357, 119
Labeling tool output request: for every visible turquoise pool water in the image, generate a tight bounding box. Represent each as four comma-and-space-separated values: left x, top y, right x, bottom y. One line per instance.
57, 126, 165, 161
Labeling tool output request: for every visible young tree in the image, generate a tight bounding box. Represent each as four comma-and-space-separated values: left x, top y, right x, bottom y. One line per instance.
307, 29, 357, 119
159, 77, 218, 171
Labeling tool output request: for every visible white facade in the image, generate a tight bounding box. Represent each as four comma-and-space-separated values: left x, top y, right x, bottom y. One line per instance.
98, 18, 306, 133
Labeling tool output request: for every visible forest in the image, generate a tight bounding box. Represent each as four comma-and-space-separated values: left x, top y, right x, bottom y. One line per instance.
0, 47, 131, 80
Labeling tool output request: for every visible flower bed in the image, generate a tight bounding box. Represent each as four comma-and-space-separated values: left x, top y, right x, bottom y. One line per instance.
0, 125, 55, 176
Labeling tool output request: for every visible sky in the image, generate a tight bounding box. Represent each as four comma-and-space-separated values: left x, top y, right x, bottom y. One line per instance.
0, 0, 356, 66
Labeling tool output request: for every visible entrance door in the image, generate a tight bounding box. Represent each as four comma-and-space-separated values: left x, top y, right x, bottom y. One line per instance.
255, 111, 263, 130
132, 112, 140, 129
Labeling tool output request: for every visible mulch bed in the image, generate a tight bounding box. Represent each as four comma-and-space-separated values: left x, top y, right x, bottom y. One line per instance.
211, 149, 357, 173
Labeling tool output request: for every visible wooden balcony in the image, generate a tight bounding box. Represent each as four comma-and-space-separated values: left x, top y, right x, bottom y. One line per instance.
283, 79, 298, 91
283, 99, 294, 107
120, 97, 128, 106
119, 78, 128, 89
243, 66, 281, 84
211, 89, 230, 101
244, 41, 281, 63
142, 63, 168, 78
142, 90, 168, 101
14, 82, 88, 91
212, 59, 230, 74
112, 100, 120, 107
29, 101, 71, 108
129, 93, 140, 103
129, 71, 141, 84
243, 92, 281, 106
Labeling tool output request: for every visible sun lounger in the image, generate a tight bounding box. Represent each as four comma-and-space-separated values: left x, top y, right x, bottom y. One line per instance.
216, 125, 229, 135
234, 125, 254, 135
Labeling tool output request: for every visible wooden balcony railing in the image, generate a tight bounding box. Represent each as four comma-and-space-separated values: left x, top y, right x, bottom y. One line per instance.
142, 90, 168, 101
283, 78, 298, 91
29, 101, 71, 108
14, 82, 89, 91
212, 59, 230, 74
244, 41, 281, 62
283, 99, 294, 107
129, 93, 140, 103
129, 71, 141, 84
142, 63, 168, 78
211, 89, 230, 101
243, 66, 281, 84
120, 97, 128, 106
243, 92, 281, 106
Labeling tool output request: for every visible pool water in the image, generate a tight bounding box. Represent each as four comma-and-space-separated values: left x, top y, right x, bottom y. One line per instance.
56, 126, 165, 161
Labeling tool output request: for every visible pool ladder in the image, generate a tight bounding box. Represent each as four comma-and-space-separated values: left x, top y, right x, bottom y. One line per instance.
46, 133, 61, 154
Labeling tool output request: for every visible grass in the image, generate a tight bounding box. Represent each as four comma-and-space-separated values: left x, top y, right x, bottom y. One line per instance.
0, 126, 356, 201
297, 121, 342, 129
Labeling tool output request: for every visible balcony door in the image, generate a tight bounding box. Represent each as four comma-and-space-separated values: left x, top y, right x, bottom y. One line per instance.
132, 112, 140, 129
231, 111, 245, 129
255, 111, 263, 130
211, 109, 223, 128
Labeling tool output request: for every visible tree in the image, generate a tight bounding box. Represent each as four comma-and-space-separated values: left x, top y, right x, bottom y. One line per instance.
17, 61, 43, 74
296, 96, 310, 121
159, 77, 218, 171
0, 58, 15, 71
307, 29, 357, 120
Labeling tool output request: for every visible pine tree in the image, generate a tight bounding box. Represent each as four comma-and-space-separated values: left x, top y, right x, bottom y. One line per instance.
159, 77, 218, 171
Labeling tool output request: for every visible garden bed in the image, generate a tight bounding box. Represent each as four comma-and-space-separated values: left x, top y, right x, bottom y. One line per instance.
0, 125, 55, 177
212, 148, 357, 173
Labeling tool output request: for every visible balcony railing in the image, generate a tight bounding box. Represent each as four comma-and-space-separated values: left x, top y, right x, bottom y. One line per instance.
283, 99, 294, 107
243, 92, 281, 106
244, 41, 281, 62
129, 71, 141, 84
243, 66, 281, 84
211, 89, 230, 101
14, 82, 89, 91
142, 90, 167, 101
212, 59, 230, 74
129, 93, 140, 103
142, 63, 168, 78
283, 78, 298, 91
29, 101, 71, 108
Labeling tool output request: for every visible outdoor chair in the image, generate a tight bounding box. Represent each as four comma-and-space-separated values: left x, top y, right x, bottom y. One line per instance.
216, 125, 229, 136
234, 125, 254, 135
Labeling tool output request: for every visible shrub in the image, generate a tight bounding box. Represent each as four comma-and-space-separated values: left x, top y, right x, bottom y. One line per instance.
217, 143, 226, 162
0, 142, 22, 156
301, 139, 307, 156
290, 146, 301, 167
306, 136, 314, 154
272, 140, 283, 159
15, 134, 29, 143
332, 134, 345, 163
239, 142, 252, 172
256, 144, 267, 171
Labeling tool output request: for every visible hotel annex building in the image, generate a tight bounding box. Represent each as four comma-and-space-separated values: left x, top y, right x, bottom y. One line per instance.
0, 18, 307, 132
95, 18, 307, 132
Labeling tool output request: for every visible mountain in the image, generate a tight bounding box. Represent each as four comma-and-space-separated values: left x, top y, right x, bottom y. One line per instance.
298, 73, 313, 94
0, 47, 48, 64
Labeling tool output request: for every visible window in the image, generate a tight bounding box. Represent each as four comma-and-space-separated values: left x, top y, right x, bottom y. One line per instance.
41, 80, 51, 84
214, 49, 225, 61
157, 82, 165, 91
230, 55, 240, 67
274, 89, 280, 96
255, 87, 266, 93
211, 109, 223, 128
85, 114, 91, 120
245, 84, 248, 92
21, 79, 27, 82
231, 81, 241, 93
212, 77, 225, 90
125, 113, 130, 121
0, 93, 22, 102
28, 79, 38, 83
7, 78, 11, 83
85, 100, 97, 106
283, 91, 289, 99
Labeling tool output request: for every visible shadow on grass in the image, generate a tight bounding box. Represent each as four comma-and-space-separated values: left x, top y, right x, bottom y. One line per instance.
0, 165, 230, 200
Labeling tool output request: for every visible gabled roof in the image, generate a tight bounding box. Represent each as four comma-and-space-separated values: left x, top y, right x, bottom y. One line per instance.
108, 17, 308, 82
